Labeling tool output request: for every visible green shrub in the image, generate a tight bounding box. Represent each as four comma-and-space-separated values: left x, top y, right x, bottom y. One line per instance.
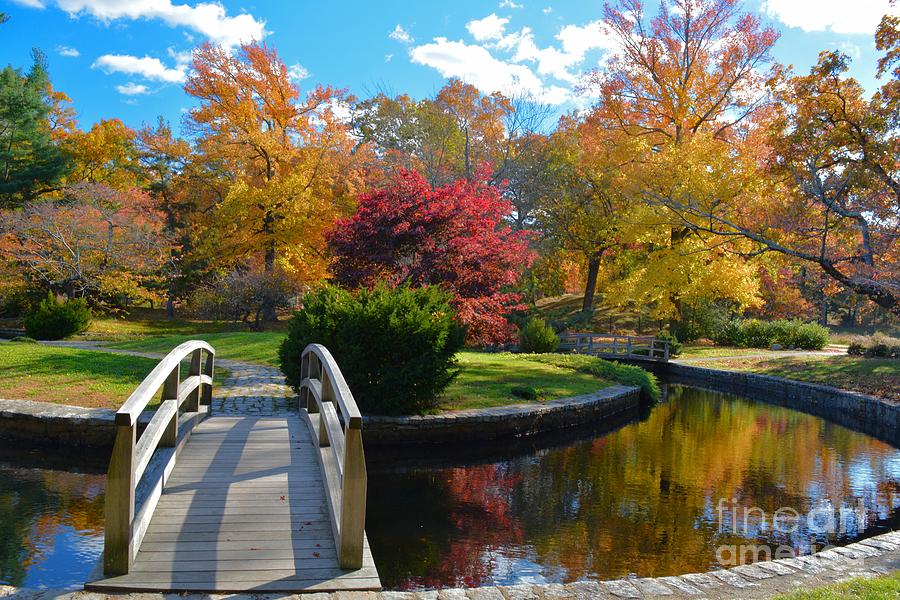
23, 294, 91, 340
740, 319, 778, 348
523, 353, 661, 403
847, 333, 900, 358
712, 319, 744, 346
279, 283, 466, 415
510, 385, 538, 401
10, 336, 37, 343
655, 329, 682, 357
711, 318, 828, 350
790, 322, 830, 350
518, 318, 559, 353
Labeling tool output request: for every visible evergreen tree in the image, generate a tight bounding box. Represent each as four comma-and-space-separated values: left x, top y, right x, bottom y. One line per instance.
0, 49, 70, 207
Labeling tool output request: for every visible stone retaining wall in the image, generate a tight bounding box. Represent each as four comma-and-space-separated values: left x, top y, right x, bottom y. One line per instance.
666, 363, 900, 447
363, 384, 642, 446
0, 399, 116, 449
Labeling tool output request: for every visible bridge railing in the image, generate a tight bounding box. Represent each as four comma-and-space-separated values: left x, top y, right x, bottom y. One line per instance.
104, 340, 215, 575
299, 343, 367, 570
558, 333, 670, 361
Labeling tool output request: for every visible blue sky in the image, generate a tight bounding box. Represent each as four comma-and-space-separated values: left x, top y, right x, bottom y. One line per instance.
0, 0, 895, 134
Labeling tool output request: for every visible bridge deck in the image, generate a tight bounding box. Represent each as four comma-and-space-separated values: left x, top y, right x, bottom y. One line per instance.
87, 416, 380, 593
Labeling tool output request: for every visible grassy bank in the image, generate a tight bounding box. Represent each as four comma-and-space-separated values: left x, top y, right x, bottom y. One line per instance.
0, 343, 164, 408
438, 351, 612, 410
109, 331, 285, 366
775, 572, 900, 599
108, 332, 653, 410
689, 354, 899, 400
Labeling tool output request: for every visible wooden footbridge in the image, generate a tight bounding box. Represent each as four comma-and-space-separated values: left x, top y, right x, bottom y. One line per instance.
86, 342, 380, 593
558, 333, 671, 361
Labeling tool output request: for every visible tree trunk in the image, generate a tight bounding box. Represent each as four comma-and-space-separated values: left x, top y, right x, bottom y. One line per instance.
261, 211, 277, 323
165, 295, 175, 319
582, 255, 601, 313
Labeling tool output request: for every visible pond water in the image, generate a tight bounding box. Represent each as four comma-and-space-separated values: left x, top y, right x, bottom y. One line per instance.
366, 385, 900, 590
0, 453, 105, 589
2, 385, 899, 591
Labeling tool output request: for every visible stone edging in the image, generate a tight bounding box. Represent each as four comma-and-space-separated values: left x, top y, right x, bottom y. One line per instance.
666, 362, 900, 447
0, 399, 117, 448
4, 530, 899, 599
362, 384, 641, 446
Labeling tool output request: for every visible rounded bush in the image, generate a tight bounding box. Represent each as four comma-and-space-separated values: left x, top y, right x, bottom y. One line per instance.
279, 283, 466, 415
711, 319, 743, 346
790, 322, 829, 350
740, 319, 778, 348
518, 318, 559, 353
23, 294, 91, 340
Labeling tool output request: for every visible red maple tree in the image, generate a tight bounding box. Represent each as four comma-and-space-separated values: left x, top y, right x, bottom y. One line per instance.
328, 169, 533, 344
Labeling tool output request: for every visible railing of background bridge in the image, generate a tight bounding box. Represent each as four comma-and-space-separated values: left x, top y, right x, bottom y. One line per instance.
557, 333, 670, 361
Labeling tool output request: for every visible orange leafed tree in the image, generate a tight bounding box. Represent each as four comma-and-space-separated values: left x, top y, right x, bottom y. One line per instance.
185, 42, 360, 315
595, 0, 778, 145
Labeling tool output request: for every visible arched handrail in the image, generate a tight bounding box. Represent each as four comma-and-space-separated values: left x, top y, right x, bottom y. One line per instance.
104, 340, 215, 576
299, 343, 367, 570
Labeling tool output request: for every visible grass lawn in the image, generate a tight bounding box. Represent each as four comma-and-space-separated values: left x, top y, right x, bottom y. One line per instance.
438, 351, 611, 410
109, 331, 286, 366
775, 572, 900, 599
689, 354, 899, 400
678, 345, 796, 359
0, 342, 229, 409
0, 342, 165, 408
106, 333, 627, 410
81, 307, 287, 341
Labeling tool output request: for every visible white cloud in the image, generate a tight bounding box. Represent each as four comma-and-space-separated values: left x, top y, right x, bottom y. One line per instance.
466, 14, 509, 41
410, 37, 569, 104
499, 0, 523, 8
10, 0, 46, 8
389, 24, 413, 44
47, 0, 265, 47
385, 53, 393, 62
761, 0, 895, 35
288, 63, 310, 82
490, 21, 617, 83
840, 41, 862, 58
115, 82, 149, 95
57, 45, 80, 57
92, 54, 186, 83
542, 6, 552, 14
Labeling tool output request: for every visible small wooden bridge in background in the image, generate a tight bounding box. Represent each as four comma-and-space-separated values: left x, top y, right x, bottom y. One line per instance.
86, 342, 379, 593
558, 333, 671, 361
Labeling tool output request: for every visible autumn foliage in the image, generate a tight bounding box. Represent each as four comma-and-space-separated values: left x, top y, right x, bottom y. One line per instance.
328, 169, 533, 344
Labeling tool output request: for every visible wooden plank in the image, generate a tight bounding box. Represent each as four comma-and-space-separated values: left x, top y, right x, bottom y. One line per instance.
136, 547, 340, 562
150, 506, 329, 517
143, 520, 334, 533
138, 539, 337, 552
130, 556, 376, 573
141, 530, 337, 543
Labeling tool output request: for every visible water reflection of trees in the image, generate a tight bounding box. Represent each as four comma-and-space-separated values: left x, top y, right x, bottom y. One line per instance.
368, 387, 900, 589
0, 466, 105, 586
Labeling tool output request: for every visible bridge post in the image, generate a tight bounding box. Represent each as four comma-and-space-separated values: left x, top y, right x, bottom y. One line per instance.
186, 348, 202, 412
339, 423, 367, 569
202, 351, 215, 412
104, 422, 136, 575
